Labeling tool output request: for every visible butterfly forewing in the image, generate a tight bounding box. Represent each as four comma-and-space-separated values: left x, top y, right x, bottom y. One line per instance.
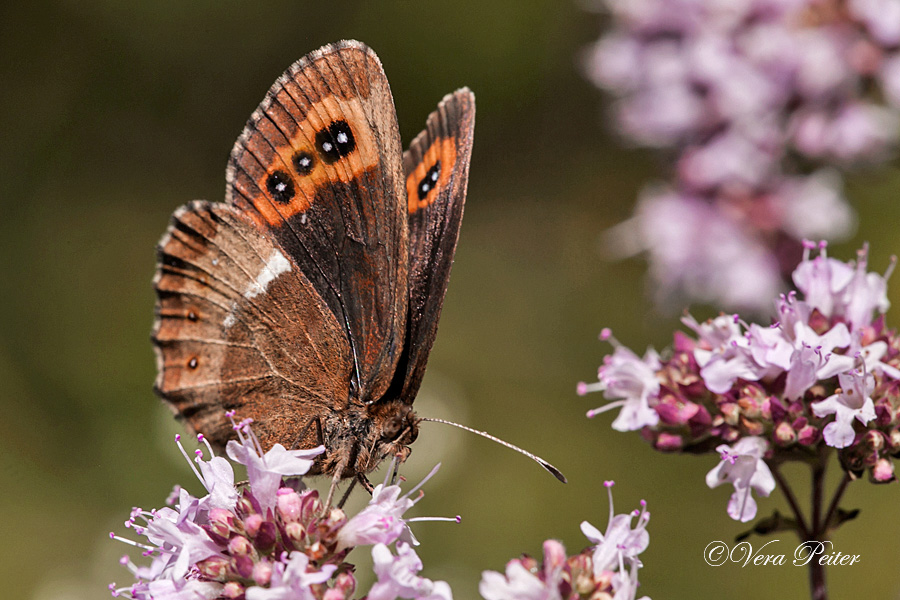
225, 40, 408, 404
399, 89, 475, 402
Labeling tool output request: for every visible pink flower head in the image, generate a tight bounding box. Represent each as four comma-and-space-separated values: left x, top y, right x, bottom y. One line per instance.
706, 437, 776, 522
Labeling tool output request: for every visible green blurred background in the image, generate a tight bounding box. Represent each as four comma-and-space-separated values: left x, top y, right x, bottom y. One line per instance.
3, 1, 900, 598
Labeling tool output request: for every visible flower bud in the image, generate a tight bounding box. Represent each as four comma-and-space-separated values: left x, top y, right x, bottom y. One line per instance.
252, 559, 273, 586
872, 458, 896, 483
721, 402, 740, 426
334, 571, 357, 596
237, 493, 256, 517
798, 425, 819, 446
774, 421, 797, 445
863, 430, 887, 452
223, 581, 245, 599
740, 416, 765, 436
285, 521, 306, 546
244, 513, 263, 537
890, 428, 900, 455
234, 554, 255, 579
277, 488, 303, 522
655, 432, 683, 451
207, 508, 235, 540
543, 539, 567, 571
196, 556, 232, 581
227, 535, 254, 557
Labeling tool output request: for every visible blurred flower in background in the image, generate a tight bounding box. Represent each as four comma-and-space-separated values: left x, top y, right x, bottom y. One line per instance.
586, 0, 900, 311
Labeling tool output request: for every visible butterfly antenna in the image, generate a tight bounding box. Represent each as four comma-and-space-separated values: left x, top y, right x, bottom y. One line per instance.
420, 417, 567, 483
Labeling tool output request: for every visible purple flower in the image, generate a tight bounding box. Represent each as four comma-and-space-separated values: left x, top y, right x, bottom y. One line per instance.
225, 415, 324, 515
112, 417, 454, 600
584, 0, 900, 310
812, 369, 877, 448
793, 242, 893, 330
706, 437, 776, 522
580, 482, 649, 577
369, 542, 453, 600
580, 331, 660, 431
337, 463, 442, 550
631, 189, 783, 310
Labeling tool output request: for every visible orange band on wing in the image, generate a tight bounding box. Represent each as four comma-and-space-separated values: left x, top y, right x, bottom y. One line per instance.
235, 94, 381, 227
406, 137, 457, 214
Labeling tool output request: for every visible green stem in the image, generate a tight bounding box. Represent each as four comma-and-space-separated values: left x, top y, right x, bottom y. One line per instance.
808, 455, 828, 600
821, 473, 851, 532
770, 463, 810, 538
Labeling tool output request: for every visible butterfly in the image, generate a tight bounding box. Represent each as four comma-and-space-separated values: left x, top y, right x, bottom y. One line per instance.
151, 40, 474, 490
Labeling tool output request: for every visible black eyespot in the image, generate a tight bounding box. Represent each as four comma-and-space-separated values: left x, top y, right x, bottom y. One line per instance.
266, 170, 295, 204
292, 151, 315, 175
315, 120, 356, 164
417, 161, 442, 201
187, 310, 198, 322
188, 357, 198, 369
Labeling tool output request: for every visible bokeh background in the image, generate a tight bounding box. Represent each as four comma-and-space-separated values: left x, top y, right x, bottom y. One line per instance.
3, 1, 900, 599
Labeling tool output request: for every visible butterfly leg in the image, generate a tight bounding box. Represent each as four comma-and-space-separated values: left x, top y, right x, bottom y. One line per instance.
337, 477, 358, 508
324, 461, 344, 509
357, 473, 375, 493
388, 455, 403, 486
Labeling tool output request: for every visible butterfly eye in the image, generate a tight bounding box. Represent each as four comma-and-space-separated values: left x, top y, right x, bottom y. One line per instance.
417, 161, 442, 200
292, 151, 315, 176
266, 170, 296, 204
315, 120, 356, 164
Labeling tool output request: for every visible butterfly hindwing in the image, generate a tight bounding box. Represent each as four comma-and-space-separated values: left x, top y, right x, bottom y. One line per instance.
225, 40, 409, 405
399, 89, 476, 402
152, 201, 352, 458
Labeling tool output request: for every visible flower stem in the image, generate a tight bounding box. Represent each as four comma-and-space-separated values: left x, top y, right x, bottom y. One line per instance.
822, 473, 851, 532
770, 464, 810, 538
808, 455, 828, 600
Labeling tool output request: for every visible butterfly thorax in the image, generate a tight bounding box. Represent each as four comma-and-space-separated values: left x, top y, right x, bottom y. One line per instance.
313, 401, 419, 479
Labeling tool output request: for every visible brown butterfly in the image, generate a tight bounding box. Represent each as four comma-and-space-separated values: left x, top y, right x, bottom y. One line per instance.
152, 41, 564, 498
151, 41, 474, 491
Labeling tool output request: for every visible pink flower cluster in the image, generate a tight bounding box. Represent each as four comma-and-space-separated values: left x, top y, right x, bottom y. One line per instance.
479, 482, 650, 600
580, 243, 900, 521
109, 414, 453, 600
586, 0, 900, 310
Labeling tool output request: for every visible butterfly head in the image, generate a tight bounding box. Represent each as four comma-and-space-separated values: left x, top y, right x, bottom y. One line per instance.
367, 401, 419, 464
